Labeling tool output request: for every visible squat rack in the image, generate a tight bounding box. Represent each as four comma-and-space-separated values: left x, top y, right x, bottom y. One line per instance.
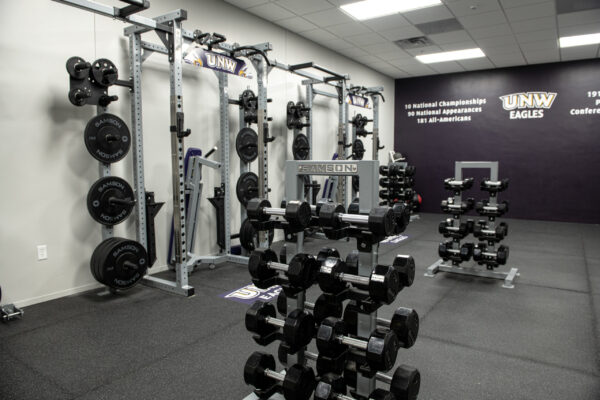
53, 0, 272, 296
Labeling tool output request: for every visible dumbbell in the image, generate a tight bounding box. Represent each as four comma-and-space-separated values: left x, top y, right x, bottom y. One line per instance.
247, 198, 312, 229
246, 301, 316, 351
316, 317, 400, 371
315, 373, 395, 400
440, 197, 474, 214
319, 258, 401, 304
481, 178, 509, 193
379, 189, 414, 201
438, 219, 473, 238
248, 248, 320, 290
473, 243, 509, 266
475, 200, 509, 217
438, 241, 474, 262
444, 177, 474, 191
391, 203, 410, 234
318, 203, 396, 237
380, 177, 415, 188
244, 351, 316, 400
473, 221, 508, 241
379, 164, 416, 177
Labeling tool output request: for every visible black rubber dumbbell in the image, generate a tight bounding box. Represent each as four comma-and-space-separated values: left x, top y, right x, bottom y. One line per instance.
438, 219, 474, 239
247, 198, 312, 229
473, 221, 508, 241
475, 200, 509, 217
438, 241, 474, 262
315, 373, 397, 400
316, 317, 400, 372
481, 178, 509, 193
379, 164, 416, 177
444, 177, 474, 191
318, 203, 396, 237
244, 351, 316, 400
248, 248, 320, 290
473, 243, 509, 266
344, 360, 421, 400
245, 301, 316, 351
440, 197, 475, 214
318, 258, 400, 304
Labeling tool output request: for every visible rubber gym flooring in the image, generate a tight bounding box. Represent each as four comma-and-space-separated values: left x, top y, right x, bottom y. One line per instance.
1, 213, 599, 400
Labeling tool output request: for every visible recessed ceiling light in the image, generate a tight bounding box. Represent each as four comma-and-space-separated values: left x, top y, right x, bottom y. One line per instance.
559, 33, 600, 48
340, 0, 442, 21
416, 48, 486, 63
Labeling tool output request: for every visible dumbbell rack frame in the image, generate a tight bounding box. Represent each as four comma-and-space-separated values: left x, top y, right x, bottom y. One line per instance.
348, 86, 384, 201
425, 161, 519, 288
244, 160, 382, 400
381, 152, 420, 222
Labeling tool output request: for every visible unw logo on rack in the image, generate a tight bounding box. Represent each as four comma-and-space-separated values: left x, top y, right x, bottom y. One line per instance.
183, 44, 252, 79
499, 91, 557, 120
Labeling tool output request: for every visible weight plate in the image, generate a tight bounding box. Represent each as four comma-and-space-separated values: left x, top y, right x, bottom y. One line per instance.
68, 87, 92, 107
87, 176, 135, 226
241, 89, 257, 111
84, 113, 131, 163
92, 238, 148, 289
236, 172, 259, 206
286, 101, 296, 130
239, 218, 274, 251
352, 139, 365, 160
91, 58, 118, 87
91, 237, 119, 283
66, 56, 90, 80
235, 127, 258, 163
292, 133, 310, 160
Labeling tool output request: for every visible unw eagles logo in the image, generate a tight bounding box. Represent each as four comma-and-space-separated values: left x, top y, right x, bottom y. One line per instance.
499, 92, 557, 119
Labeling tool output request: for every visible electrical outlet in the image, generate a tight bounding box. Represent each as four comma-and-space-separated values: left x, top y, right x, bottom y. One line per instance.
37, 245, 48, 261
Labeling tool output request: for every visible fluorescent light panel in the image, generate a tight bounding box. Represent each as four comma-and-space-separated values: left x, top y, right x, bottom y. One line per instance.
416, 48, 485, 63
559, 33, 600, 48
341, 0, 442, 21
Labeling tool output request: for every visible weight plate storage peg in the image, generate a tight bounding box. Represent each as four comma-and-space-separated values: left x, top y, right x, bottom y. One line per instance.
292, 134, 310, 160
90, 58, 118, 87
236, 127, 258, 163
87, 176, 135, 226
236, 172, 259, 206
84, 114, 131, 163
90, 238, 148, 290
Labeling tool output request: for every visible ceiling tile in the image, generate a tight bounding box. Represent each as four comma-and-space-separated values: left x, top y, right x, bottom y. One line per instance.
509, 16, 557, 33
428, 30, 473, 44
303, 8, 354, 27
365, 42, 405, 55
560, 45, 600, 61
558, 9, 600, 27
556, 0, 600, 14
403, 5, 454, 24
479, 43, 522, 54
439, 41, 479, 51
224, 0, 269, 9
361, 14, 412, 31
404, 45, 444, 56
387, 58, 424, 68
326, 22, 371, 37
559, 22, 600, 36
519, 40, 559, 52
515, 28, 558, 43
499, 0, 553, 8
379, 26, 424, 41
487, 51, 526, 65
343, 47, 370, 58
275, 0, 334, 15
429, 61, 467, 73
469, 23, 513, 39
319, 37, 356, 51
345, 32, 388, 46
458, 57, 495, 70
476, 34, 518, 47
299, 28, 339, 42
524, 48, 560, 64
400, 64, 436, 75
458, 11, 507, 29
376, 48, 413, 60
415, 18, 464, 35
276, 16, 319, 33
504, 2, 556, 22
246, 2, 295, 21
446, 0, 502, 16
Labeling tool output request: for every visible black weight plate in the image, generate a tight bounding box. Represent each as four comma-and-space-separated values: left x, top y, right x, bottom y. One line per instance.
241, 89, 257, 111
236, 172, 259, 206
66, 56, 90, 80
292, 133, 310, 160
84, 114, 131, 163
68, 87, 92, 107
352, 139, 365, 160
91, 58, 118, 87
235, 127, 258, 163
96, 238, 148, 289
90, 237, 119, 284
87, 177, 135, 226
286, 101, 296, 129
239, 218, 274, 251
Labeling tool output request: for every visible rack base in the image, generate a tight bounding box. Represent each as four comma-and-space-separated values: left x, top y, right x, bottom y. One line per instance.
425, 259, 520, 289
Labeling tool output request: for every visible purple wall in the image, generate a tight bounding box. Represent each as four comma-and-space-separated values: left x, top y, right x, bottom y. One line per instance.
394, 59, 600, 224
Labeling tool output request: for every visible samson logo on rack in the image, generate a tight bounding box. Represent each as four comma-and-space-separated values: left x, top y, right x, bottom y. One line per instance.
499, 91, 557, 120
183, 45, 252, 79
297, 163, 358, 175
347, 94, 371, 109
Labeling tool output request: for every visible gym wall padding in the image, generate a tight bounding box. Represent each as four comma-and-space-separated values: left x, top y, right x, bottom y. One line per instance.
394, 59, 600, 224
0, 0, 395, 307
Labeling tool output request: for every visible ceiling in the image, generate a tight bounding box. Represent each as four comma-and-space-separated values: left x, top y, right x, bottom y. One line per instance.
222, 0, 600, 78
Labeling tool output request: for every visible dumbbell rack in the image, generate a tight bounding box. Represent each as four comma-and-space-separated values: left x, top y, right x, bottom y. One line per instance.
244, 160, 386, 399
379, 154, 419, 222
425, 161, 519, 289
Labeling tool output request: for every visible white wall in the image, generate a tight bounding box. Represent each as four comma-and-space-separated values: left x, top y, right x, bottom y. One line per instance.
0, 0, 396, 307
